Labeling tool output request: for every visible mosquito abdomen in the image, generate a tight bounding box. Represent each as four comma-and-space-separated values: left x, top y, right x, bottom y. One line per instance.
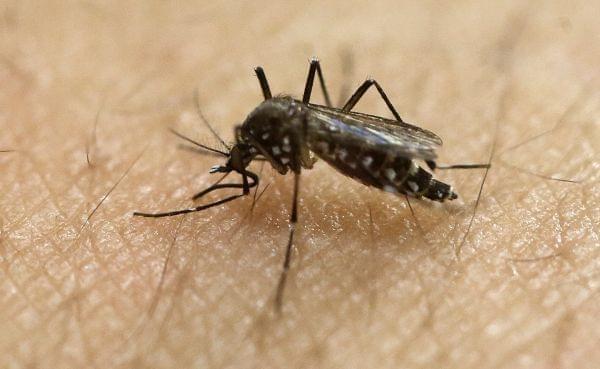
309, 137, 456, 202
403, 165, 458, 201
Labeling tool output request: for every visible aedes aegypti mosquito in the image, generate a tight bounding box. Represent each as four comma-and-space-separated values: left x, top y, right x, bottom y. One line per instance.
133, 58, 489, 309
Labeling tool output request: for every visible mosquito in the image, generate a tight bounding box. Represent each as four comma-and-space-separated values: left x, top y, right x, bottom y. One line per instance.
133, 58, 490, 310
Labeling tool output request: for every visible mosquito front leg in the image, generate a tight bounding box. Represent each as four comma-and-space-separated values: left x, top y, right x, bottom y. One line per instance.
342, 78, 405, 123
134, 171, 259, 217
302, 58, 333, 107
132, 194, 245, 218
191, 174, 258, 200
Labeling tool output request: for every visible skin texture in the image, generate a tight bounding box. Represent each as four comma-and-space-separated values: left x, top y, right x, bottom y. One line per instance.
0, 1, 598, 368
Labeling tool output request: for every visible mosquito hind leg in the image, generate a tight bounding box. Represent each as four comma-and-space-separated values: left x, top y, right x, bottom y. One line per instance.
254, 66, 272, 100
302, 58, 333, 107
342, 78, 405, 123
426, 159, 490, 172
437, 163, 491, 170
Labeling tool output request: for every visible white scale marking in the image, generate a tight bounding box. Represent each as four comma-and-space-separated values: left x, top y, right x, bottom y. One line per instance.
408, 181, 419, 193
384, 168, 396, 181
408, 161, 419, 175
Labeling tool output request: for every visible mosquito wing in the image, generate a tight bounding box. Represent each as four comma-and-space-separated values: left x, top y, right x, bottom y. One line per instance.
305, 103, 442, 161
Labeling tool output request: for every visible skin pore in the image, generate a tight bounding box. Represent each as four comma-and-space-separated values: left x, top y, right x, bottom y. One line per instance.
0, 1, 598, 368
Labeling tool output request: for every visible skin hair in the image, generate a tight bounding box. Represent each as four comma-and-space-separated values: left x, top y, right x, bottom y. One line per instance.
0, 1, 598, 368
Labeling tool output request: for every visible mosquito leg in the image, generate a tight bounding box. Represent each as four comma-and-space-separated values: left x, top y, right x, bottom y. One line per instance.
191, 171, 231, 200
302, 58, 333, 107
274, 171, 300, 312
342, 78, 405, 123
135, 170, 258, 217
195, 169, 258, 199
254, 66, 272, 100
192, 182, 255, 201
426, 160, 492, 171
437, 164, 491, 170
241, 171, 250, 195
133, 193, 245, 218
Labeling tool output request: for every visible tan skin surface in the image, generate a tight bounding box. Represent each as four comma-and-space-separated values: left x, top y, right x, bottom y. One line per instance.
1, 1, 599, 368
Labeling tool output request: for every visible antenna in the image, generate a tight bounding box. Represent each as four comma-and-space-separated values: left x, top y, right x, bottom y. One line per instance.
193, 89, 230, 150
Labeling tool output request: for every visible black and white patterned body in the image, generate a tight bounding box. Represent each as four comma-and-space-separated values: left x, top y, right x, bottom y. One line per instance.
239, 96, 457, 202
133, 60, 486, 313
132, 59, 488, 315
239, 97, 315, 175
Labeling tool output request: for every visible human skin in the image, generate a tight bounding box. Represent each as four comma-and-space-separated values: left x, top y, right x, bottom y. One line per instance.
0, 1, 598, 368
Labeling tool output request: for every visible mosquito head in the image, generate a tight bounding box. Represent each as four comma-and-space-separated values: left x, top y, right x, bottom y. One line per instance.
209, 142, 257, 175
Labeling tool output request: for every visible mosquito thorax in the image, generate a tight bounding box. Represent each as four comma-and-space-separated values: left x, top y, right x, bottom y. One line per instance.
239, 96, 313, 174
